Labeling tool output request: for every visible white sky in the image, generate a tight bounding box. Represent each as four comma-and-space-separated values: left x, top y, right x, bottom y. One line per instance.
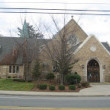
0, 0, 110, 43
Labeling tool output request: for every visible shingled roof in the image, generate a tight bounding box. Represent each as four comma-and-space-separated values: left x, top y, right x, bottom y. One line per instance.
0, 37, 47, 65
0, 37, 110, 65
102, 42, 110, 52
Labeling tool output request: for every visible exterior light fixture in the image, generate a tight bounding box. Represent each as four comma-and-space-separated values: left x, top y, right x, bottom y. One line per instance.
82, 65, 84, 69
103, 65, 106, 69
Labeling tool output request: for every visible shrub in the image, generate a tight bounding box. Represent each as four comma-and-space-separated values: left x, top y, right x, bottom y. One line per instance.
8, 76, 11, 78
37, 84, 47, 90
13, 76, 17, 79
46, 73, 55, 81
69, 85, 76, 90
49, 85, 55, 91
58, 85, 65, 90
13, 79, 25, 82
73, 72, 81, 83
65, 72, 81, 85
27, 80, 33, 82
65, 74, 74, 85
81, 82, 90, 88
78, 83, 82, 88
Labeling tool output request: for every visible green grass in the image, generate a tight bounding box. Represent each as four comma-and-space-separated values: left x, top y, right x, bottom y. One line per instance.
0, 79, 34, 91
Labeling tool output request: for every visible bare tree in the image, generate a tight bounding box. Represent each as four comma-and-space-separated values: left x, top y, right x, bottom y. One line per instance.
40, 16, 80, 84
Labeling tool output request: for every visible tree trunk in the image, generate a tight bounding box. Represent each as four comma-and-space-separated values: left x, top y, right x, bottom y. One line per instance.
60, 74, 64, 85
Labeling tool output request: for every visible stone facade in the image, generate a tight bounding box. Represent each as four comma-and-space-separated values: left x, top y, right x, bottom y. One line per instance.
0, 65, 24, 79
0, 18, 110, 82
73, 36, 110, 82
40, 18, 110, 82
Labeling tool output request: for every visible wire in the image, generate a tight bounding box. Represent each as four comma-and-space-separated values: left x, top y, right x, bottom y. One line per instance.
0, 11, 110, 16
0, 8, 110, 12
0, 2, 109, 5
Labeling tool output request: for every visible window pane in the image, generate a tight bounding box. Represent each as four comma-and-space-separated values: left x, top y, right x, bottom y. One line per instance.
9, 66, 11, 73
16, 66, 19, 73
13, 66, 15, 73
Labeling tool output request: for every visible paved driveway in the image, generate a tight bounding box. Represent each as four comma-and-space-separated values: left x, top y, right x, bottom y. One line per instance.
80, 84, 110, 96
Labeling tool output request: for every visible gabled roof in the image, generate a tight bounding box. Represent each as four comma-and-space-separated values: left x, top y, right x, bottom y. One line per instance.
74, 36, 110, 55
54, 19, 88, 41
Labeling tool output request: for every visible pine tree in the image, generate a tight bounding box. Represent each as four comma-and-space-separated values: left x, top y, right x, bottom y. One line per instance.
18, 20, 43, 38
32, 59, 41, 80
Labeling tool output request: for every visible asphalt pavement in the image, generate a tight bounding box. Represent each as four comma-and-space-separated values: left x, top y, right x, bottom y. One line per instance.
0, 95, 110, 110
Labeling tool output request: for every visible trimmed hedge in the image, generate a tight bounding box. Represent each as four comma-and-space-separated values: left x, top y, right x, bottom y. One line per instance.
49, 85, 55, 91
58, 85, 65, 90
37, 84, 47, 90
69, 85, 76, 90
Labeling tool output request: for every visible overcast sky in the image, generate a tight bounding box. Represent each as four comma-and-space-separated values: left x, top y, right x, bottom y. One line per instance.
0, 0, 110, 43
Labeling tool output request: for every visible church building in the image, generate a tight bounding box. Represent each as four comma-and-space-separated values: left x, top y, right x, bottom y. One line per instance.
0, 18, 110, 82
40, 18, 110, 83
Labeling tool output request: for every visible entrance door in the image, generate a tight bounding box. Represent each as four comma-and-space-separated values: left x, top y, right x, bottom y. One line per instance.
87, 59, 100, 82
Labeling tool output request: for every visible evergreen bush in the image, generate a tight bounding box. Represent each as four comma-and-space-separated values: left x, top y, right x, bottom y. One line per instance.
49, 85, 55, 91
58, 85, 65, 90
65, 72, 81, 85
37, 84, 47, 90
69, 85, 76, 90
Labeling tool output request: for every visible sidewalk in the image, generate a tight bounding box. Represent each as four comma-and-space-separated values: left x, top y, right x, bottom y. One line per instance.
0, 84, 110, 97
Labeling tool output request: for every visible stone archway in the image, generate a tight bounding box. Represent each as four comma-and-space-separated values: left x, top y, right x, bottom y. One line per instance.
87, 59, 100, 82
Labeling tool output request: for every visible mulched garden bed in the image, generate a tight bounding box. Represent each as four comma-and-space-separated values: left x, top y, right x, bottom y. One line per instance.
32, 85, 87, 92
31, 80, 90, 92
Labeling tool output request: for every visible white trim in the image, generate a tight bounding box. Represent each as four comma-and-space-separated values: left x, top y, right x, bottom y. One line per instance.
85, 57, 104, 82
74, 36, 91, 54
74, 35, 110, 56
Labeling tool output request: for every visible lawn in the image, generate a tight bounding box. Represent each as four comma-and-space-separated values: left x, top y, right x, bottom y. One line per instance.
0, 79, 34, 91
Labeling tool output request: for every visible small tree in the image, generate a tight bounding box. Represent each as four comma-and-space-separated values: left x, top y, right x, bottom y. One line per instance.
32, 59, 41, 80
65, 72, 81, 85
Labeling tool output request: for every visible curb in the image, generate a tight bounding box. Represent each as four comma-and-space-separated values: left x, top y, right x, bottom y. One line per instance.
0, 92, 110, 97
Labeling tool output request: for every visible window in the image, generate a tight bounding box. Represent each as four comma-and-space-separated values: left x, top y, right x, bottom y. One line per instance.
42, 62, 49, 69
68, 34, 78, 46
9, 66, 11, 73
13, 66, 15, 73
9, 65, 19, 73
16, 66, 19, 73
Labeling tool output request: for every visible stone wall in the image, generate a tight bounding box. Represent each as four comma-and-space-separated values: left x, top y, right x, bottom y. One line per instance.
0, 65, 24, 79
